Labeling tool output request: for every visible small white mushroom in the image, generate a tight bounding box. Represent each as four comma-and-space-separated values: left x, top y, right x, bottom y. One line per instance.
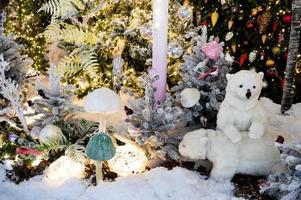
84, 88, 122, 132
38, 125, 64, 145
180, 88, 201, 108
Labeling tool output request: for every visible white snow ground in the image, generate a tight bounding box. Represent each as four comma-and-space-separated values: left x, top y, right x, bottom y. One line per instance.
0, 98, 300, 200
0, 166, 242, 200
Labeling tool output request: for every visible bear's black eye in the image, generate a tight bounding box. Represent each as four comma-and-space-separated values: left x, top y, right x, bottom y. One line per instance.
253, 85, 256, 89
239, 85, 243, 88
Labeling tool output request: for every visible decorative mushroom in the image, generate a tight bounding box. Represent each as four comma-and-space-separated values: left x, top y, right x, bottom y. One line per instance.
84, 88, 121, 184
84, 88, 122, 132
180, 88, 201, 108
86, 131, 116, 184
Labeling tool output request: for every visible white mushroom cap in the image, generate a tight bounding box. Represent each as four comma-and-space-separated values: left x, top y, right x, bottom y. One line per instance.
84, 88, 122, 114
180, 88, 201, 108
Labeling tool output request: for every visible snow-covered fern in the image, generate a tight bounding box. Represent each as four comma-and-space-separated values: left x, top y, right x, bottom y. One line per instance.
65, 141, 86, 164
59, 50, 99, 77
39, 0, 86, 18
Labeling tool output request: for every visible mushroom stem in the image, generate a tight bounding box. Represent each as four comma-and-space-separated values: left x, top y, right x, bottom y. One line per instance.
95, 160, 103, 184
99, 114, 107, 132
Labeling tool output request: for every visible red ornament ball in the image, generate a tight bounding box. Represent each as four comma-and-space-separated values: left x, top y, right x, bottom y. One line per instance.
282, 51, 288, 60
272, 22, 279, 32
282, 14, 292, 25
246, 20, 255, 29
266, 68, 278, 78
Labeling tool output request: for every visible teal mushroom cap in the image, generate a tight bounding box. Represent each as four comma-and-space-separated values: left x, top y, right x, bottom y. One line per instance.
86, 132, 116, 161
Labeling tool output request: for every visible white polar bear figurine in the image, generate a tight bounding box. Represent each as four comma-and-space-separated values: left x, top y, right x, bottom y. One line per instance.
217, 70, 267, 143
179, 129, 284, 179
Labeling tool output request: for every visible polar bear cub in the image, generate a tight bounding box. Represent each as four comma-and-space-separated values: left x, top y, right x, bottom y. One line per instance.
179, 129, 282, 179
217, 70, 267, 143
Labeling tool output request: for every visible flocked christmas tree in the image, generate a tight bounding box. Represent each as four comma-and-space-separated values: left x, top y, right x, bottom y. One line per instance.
125, 75, 183, 161
171, 26, 232, 128
28, 64, 76, 135
0, 12, 32, 132
261, 142, 301, 200
192, 0, 301, 103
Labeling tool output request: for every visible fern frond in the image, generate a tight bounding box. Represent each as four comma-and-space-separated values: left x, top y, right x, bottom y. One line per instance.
39, 0, 60, 16
37, 136, 69, 154
82, 51, 99, 74
42, 23, 62, 43
59, 50, 99, 77
44, 22, 98, 46
65, 141, 87, 164
39, 0, 86, 18
56, 118, 98, 141
60, 24, 98, 45
59, 54, 82, 77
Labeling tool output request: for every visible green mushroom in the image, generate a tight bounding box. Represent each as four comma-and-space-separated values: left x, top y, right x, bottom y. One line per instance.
86, 131, 116, 184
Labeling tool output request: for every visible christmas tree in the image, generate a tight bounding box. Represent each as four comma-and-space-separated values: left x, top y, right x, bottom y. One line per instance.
3, 0, 50, 71
125, 75, 183, 160
192, 0, 301, 103
37, 0, 301, 103
38, 0, 198, 97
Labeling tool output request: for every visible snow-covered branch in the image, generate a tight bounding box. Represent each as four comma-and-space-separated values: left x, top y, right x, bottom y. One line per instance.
0, 54, 29, 133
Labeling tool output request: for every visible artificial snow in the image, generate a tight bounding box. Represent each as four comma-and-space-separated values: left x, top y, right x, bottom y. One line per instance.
261, 98, 301, 142
0, 98, 301, 200
44, 156, 85, 184
0, 165, 241, 200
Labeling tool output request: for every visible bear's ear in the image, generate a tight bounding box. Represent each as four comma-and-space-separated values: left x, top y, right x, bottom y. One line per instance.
199, 137, 208, 159
226, 74, 232, 81
258, 72, 264, 80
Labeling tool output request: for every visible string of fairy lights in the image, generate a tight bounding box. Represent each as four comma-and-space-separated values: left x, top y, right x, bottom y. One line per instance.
4, 0, 49, 71
2, 0, 301, 97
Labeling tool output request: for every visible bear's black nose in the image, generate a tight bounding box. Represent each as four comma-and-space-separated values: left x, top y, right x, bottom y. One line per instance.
246, 89, 251, 98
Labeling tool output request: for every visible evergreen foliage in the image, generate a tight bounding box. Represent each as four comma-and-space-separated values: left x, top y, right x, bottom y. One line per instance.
261, 143, 301, 200
39, 0, 196, 96
125, 75, 183, 160
171, 26, 231, 128
28, 64, 77, 137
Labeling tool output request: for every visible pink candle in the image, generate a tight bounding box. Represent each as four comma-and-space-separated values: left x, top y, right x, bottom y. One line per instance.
150, 0, 169, 104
